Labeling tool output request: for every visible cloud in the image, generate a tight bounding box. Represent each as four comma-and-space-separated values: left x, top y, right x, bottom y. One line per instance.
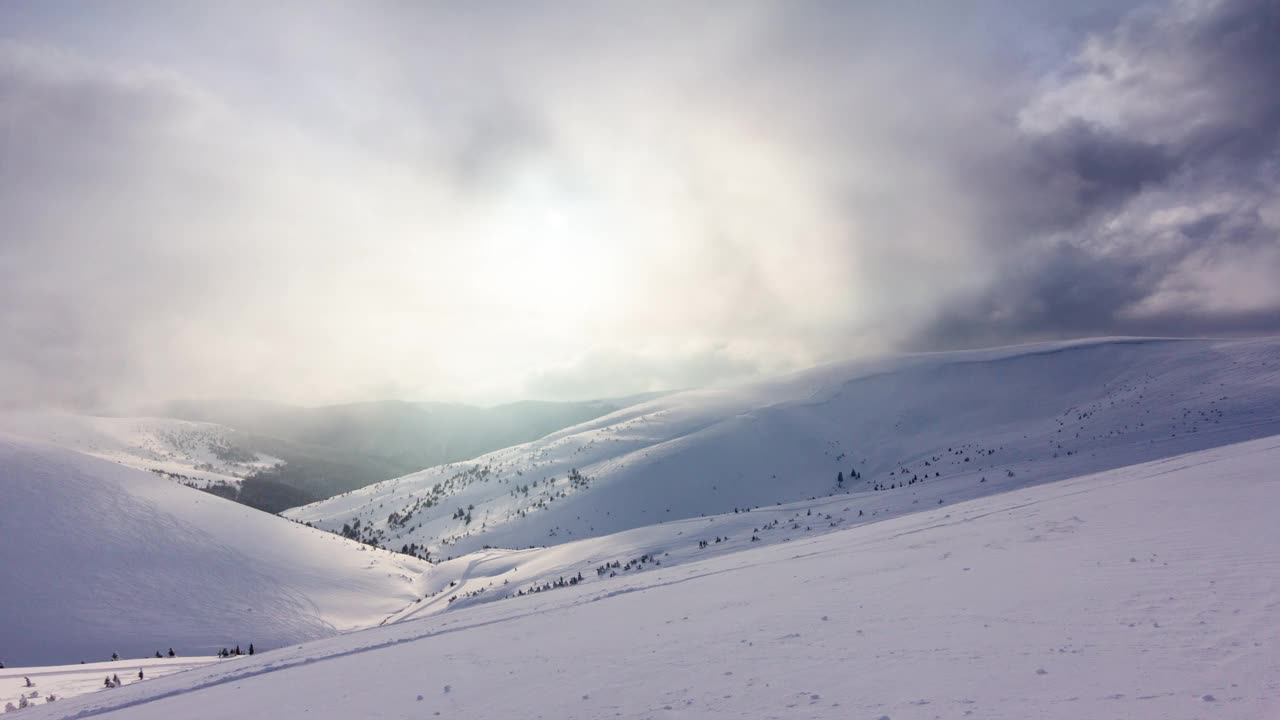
0, 46, 214, 408
914, 0, 1280, 347
522, 344, 767, 401
0, 1, 1276, 409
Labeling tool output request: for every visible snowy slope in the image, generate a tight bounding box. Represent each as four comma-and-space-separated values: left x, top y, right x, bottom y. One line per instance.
1, 657, 225, 710
287, 337, 1280, 562
0, 433, 429, 667
0, 412, 278, 489
24, 435, 1280, 719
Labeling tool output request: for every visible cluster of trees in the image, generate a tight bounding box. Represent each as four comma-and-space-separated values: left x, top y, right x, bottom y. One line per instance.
566, 468, 590, 490
398, 542, 431, 561
207, 441, 257, 464
5, 689, 54, 711
183, 476, 316, 514
515, 572, 586, 597
594, 553, 661, 578
102, 671, 140, 689
835, 469, 862, 486
871, 472, 934, 491
339, 517, 387, 547
217, 644, 253, 657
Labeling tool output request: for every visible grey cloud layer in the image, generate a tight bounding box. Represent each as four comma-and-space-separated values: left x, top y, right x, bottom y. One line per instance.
920, 0, 1280, 347
0, 0, 1276, 407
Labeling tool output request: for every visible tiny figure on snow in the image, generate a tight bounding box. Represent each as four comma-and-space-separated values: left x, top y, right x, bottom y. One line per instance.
138, 669, 144, 680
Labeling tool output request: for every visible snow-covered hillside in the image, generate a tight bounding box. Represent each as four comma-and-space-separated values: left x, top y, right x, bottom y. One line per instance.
21, 436, 1280, 719
0, 433, 429, 666
0, 413, 276, 489
287, 338, 1280, 563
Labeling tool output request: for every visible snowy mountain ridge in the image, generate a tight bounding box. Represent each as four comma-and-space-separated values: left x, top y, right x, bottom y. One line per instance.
287, 337, 1280, 566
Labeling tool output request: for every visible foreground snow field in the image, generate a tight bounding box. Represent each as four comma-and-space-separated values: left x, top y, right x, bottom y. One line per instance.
18, 436, 1280, 719
0, 657, 224, 711
0, 434, 428, 666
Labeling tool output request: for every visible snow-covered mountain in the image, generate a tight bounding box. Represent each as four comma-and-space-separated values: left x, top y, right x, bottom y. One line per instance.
17, 435, 1280, 719
0, 432, 429, 667
287, 337, 1280, 564
0, 413, 275, 489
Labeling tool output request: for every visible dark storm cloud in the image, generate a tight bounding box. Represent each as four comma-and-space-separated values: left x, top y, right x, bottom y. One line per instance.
914, 0, 1280, 347
1164, 0, 1280, 162
1017, 122, 1176, 230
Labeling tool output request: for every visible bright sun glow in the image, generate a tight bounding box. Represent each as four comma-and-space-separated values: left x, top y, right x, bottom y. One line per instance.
472, 166, 624, 334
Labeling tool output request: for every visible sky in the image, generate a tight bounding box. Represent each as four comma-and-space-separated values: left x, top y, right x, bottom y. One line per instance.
1, 0, 1277, 409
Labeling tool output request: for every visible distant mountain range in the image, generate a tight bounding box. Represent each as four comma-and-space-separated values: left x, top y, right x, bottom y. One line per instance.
157, 395, 663, 510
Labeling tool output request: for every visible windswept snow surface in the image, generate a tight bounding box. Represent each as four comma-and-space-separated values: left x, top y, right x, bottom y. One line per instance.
22, 436, 1280, 719
288, 338, 1280, 563
0, 657, 224, 710
0, 433, 429, 666
0, 412, 278, 488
